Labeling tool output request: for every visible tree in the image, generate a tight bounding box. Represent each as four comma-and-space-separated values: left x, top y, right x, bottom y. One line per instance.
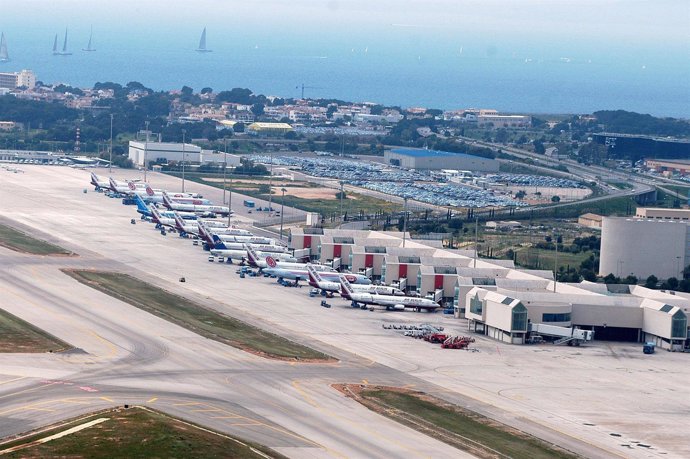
335, 191, 347, 200
663, 277, 679, 290
623, 275, 638, 285
251, 103, 265, 117
181, 86, 193, 96
581, 269, 597, 282
515, 190, 526, 199
551, 195, 561, 203
644, 275, 658, 289
533, 139, 545, 154
495, 128, 509, 143
233, 123, 245, 133
200, 87, 213, 94
603, 273, 619, 284
683, 265, 690, 280
258, 184, 271, 194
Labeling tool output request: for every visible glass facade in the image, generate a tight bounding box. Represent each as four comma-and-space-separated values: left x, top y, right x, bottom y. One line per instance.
381, 260, 387, 283
542, 313, 571, 322
512, 303, 528, 332
671, 311, 687, 339
470, 293, 483, 315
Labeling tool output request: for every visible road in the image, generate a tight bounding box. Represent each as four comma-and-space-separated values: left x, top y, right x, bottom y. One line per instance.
0, 165, 684, 459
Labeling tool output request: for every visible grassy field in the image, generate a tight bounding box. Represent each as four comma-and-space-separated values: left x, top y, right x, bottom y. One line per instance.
513, 247, 592, 272
63, 270, 332, 362
0, 308, 70, 353
350, 386, 578, 459
0, 407, 286, 459
185, 175, 401, 216
0, 223, 72, 255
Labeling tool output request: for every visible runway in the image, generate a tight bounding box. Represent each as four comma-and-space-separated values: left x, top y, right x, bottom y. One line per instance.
1, 165, 684, 458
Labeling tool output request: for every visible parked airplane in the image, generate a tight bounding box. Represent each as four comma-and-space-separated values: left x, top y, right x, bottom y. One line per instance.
209, 235, 287, 254
89, 172, 110, 190
245, 245, 329, 271
210, 237, 296, 262
306, 265, 404, 296
134, 194, 201, 220
138, 184, 210, 204
171, 212, 248, 236
338, 274, 439, 311
197, 222, 273, 247
162, 191, 231, 216
108, 177, 137, 194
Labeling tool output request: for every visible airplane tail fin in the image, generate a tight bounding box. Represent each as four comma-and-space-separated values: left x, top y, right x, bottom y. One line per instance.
161, 191, 172, 209
197, 221, 214, 245
149, 205, 162, 223
90, 172, 98, 185
306, 265, 319, 287
265, 255, 277, 269
108, 177, 118, 191
212, 234, 227, 249
173, 212, 187, 231
127, 181, 137, 191
145, 184, 155, 196
245, 244, 260, 267
134, 194, 149, 213
338, 274, 355, 299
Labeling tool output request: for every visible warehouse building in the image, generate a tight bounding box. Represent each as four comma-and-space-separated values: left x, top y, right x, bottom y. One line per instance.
384, 148, 499, 172
246, 122, 293, 136
634, 207, 690, 221
599, 217, 690, 279
128, 141, 240, 168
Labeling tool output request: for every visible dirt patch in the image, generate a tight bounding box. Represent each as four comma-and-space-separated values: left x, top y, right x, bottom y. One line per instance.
279, 186, 340, 200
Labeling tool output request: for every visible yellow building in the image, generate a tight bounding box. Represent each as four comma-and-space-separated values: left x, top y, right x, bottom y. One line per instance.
247, 122, 293, 136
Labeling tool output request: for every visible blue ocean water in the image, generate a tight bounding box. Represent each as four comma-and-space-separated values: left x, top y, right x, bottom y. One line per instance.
0, 24, 688, 118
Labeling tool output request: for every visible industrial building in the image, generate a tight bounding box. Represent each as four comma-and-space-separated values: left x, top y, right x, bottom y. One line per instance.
246, 122, 293, 136
288, 227, 689, 350
0, 69, 36, 90
600, 216, 690, 279
128, 141, 240, 168
635, 207, 690, 221
578, 213, 603, 229
592, 133, 690, 162
384, 148, 499, 172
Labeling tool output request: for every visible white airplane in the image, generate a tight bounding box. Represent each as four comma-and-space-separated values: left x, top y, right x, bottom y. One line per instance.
245, 245, 332, 271
338, 274, 439, 311
306, 265, 404, 296
210, 237, 297, 262
162, 191, 231, 216
90, 172, 110, 190
196, 222, 273, 247
135, 184, 209, 204
171, 212, 249, 236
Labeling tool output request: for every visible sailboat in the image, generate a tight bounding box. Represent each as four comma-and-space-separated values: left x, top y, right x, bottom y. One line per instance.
53, 28, 72, 56
0, 32, 9, 62
196, 27, 212, 53
82, 26, 95, 52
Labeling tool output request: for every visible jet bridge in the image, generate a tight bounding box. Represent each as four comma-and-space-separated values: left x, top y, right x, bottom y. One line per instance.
528, 323, 594, 346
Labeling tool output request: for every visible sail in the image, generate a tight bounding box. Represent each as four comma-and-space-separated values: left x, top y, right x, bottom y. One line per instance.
196, 27, 211, 52
53, 34, 58, 53
198, 27, 207, 50
84, 26, 95, 51
0, 33, 8, 61
62, 28, 68, 53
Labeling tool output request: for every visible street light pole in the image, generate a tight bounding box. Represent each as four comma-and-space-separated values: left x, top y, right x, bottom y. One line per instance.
268, 151, 273, 213
222, 138, 227, 205
109, 114, 113, 174
554, 234, 559, 292
279, 187, 287, 240
339, 181, 345, 223
402, 197, 408, 248
181, 129, 186, 193
144, 120, 149, 183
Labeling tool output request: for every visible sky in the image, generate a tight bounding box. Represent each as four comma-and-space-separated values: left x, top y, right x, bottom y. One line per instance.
1, 1, 688, 115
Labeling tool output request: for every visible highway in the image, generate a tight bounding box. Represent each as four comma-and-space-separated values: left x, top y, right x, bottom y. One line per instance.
0, 165, 684, 458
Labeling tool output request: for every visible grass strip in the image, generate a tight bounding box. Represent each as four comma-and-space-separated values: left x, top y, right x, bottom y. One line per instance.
0, 223, 73, 256
63, 269, 332, 362
0, 406, 287, 459
337, 385, 579, 459
0, 308, 71, 353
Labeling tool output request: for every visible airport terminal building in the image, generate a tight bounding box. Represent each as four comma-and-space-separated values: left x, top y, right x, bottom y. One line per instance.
384, 148, 499, 172
289, 227, 689, 350
128, 141, 240, 168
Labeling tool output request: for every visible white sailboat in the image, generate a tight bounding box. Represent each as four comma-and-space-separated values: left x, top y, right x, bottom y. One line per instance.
83, 26, 95, 52
53, 28, 72, 56
0, 32, 9, 62
196, 27, 212, 53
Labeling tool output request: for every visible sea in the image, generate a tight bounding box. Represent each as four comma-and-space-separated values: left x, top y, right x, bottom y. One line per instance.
1, 26, 688, 118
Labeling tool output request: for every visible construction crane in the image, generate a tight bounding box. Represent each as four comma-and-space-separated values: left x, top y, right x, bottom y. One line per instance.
296, 83, 321, 99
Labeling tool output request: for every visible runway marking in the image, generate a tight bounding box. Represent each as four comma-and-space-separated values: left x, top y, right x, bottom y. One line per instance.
173, 402, 202, 406
0, 376, 27, 386
361, 379, 369, 385
191, 409, 223, 413
99, 396, 114, 402
210, 415, 242, 419
88, 331, 119, 358
147, 397, 158, 403
291, 380, 430, 459
229, 422, 263, 427
24, 407, 56, 412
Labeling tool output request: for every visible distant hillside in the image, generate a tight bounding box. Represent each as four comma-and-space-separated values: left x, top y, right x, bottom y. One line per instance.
593, 110, 690, 138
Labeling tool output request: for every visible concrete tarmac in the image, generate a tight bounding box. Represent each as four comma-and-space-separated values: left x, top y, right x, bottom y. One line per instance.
0, 165, 686, 459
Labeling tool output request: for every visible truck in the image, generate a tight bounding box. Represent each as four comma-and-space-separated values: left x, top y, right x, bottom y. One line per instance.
243, 200, 255, 208
643, 342, 656, 354
528, 323, 594, 346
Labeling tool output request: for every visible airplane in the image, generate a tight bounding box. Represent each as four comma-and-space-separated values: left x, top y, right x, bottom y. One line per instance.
210, 235, 288, 254
210, 237, 297, 262
306, 265, 404, 296
245, 245, 330, 271
108, 177, 137, 194
338, 274, 439, 311
89, 172, 110, 190
196, 222, 273, 247
171, 212, 249, 236
136, 184, 210, 204
133, 194, 201, 220
162, 191, 231, 216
